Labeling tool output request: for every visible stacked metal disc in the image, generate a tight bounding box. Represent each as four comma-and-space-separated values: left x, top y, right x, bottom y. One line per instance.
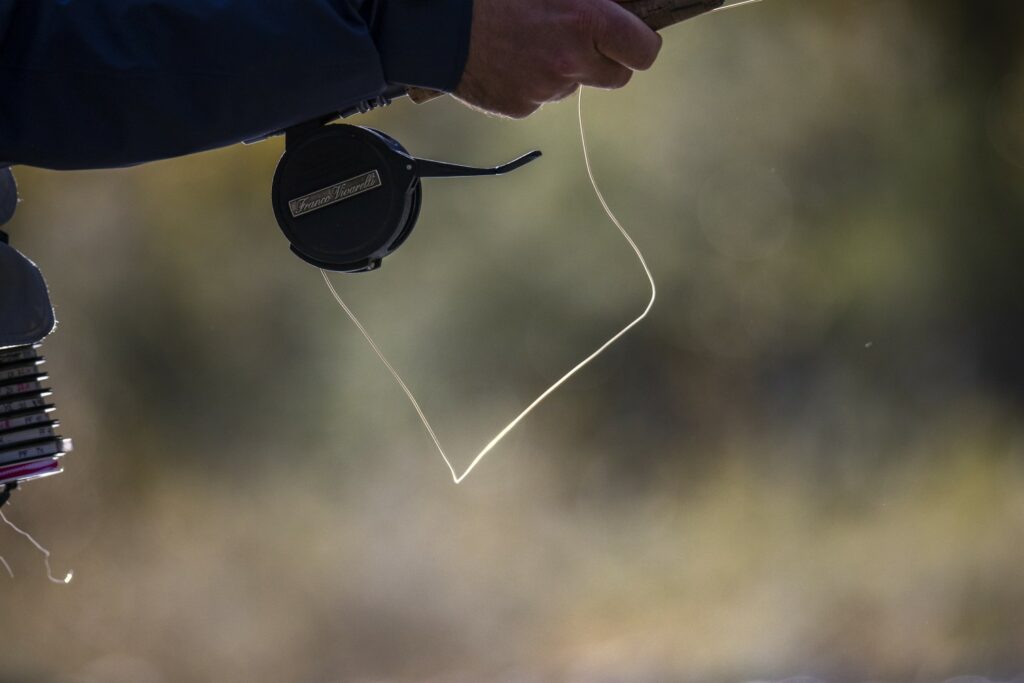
0, 344, 72, 487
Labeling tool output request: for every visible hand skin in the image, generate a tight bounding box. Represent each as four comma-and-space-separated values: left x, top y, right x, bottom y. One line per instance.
453, 0, 663, 118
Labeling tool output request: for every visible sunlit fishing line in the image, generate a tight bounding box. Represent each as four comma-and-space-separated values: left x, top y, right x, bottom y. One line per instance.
713, 0, 765, 12
0, 510, 72, 584
0, 553, 12, 579
322, 88, 656, 484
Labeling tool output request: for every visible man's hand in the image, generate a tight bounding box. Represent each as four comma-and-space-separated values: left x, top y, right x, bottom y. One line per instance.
453, 0, 663, 118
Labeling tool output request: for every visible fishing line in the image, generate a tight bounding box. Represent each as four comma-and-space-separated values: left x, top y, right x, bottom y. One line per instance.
713, 0, 764, 13
320, 0, 765, 483
322, 88, 654, 484
0, 509, 72, 584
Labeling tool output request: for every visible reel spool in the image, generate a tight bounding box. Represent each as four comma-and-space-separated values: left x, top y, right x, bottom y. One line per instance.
0, 343, 72, 499
272, 123, 541, 272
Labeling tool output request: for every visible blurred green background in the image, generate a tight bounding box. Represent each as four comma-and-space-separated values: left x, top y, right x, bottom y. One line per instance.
3, 0, 1024, 681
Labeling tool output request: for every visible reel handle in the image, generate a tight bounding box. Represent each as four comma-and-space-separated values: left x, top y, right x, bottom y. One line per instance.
406, 0, 724, 104
416, 150, 542, 179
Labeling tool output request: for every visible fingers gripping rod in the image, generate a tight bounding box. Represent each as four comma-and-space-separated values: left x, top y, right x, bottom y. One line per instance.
406, 0, 738, 104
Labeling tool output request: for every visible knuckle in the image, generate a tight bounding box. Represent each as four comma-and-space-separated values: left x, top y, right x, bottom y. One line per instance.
507, 102, 539, 119
516, 107, 540, 119
552, 82, 577, 102
555, 83, 581, 101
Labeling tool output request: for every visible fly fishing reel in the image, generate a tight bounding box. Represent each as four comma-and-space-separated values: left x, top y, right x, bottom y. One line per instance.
271, 122, 541, 272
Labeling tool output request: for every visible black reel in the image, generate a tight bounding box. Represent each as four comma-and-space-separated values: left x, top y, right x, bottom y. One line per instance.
272, 123, 541, 273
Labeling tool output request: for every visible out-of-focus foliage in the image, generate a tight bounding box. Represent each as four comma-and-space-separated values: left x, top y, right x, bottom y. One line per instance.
2, 1, 1023, 681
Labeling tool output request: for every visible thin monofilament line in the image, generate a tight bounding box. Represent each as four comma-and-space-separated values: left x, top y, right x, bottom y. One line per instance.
713, 0, 765, 12
0, 510, 72, 584
322, 88, 655, 484
0, 553, 11, 579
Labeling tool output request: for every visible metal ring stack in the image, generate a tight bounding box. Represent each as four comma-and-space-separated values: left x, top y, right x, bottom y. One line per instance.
0, 343, 72, 492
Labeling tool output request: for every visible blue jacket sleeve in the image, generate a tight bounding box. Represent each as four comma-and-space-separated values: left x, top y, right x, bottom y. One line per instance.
0, 0, 472, 170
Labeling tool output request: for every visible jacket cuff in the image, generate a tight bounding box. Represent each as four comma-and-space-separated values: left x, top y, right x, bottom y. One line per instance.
371, 0, 473, 92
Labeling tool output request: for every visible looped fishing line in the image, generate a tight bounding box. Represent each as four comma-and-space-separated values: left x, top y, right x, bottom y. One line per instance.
320, 0, 765, 484
323, 0, 765, 483
321, 89, 655, 484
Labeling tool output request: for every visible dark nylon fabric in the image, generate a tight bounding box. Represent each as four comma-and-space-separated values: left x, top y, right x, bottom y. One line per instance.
0, 0, 472, 169
0, 167, 15, 225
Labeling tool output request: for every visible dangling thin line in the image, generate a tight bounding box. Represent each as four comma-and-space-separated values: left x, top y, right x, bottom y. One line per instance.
713, 0, 764, 12
0, 510, 72, 584
0, 554, 12, 579
321, 88, 655, 484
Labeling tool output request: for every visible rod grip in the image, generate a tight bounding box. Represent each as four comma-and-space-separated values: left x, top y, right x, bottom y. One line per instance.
406, 0, 723, 104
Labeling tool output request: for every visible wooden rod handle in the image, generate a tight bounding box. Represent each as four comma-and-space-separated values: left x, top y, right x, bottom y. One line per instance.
407, 0, 723, 104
